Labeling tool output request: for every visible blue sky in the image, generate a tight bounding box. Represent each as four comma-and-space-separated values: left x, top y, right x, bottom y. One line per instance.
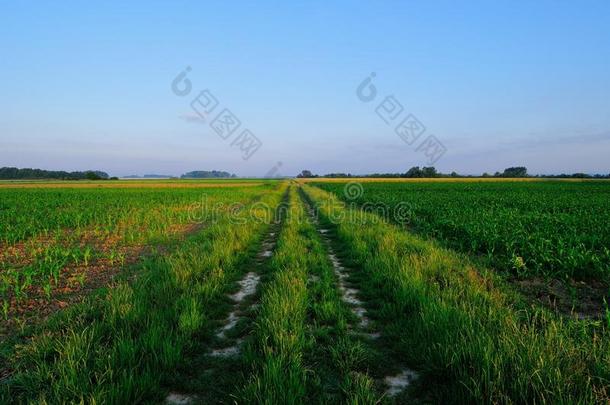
1, 1, 609, 177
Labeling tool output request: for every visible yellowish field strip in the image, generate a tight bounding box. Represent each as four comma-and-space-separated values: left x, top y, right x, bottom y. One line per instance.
0, 181, 265, 189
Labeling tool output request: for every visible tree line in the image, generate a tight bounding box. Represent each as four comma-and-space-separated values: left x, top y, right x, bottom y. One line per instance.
180, 170, 236, 179
297, 166, 610, 179
0, 167, 112, 180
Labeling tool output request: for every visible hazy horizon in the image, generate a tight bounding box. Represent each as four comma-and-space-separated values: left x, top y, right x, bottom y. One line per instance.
2, 1, 609, 177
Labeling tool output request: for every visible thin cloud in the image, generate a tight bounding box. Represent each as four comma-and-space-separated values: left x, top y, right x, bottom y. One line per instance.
449, 130, 610, 160
178, 112, 208, 124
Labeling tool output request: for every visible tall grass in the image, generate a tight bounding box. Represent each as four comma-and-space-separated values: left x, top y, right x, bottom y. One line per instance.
242, 186, 310, 403
303, 184, 610, 404
0, 184, 286, 404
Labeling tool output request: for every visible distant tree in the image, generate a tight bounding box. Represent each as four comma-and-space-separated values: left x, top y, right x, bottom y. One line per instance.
502, 167, 528, 177
571, 173, 591, 178
421, 167, 438, 177
297, 170, 315, 178
482, 172, 490, 177
403, 166, 437, 178
85, 171, 102, 180
403, 166, 422, 178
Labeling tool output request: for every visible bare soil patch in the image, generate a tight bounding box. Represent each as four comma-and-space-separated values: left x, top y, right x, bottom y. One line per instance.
1, 223, 204, 339
515, 277, 609, 319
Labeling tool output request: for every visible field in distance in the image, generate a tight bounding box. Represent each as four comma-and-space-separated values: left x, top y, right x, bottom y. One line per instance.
0, 178, 271, 188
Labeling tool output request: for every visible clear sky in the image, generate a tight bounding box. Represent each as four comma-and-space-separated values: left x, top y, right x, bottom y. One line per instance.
1, 1, 609, 177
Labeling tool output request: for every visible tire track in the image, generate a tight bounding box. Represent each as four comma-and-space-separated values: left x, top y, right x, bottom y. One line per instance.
165, 196, 288, 404
208, 226, 278, 358
300, 189, 419, 399
303, 199, 373, 334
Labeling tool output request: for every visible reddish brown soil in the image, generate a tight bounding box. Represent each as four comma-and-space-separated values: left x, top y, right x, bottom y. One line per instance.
0, 222, 204, 339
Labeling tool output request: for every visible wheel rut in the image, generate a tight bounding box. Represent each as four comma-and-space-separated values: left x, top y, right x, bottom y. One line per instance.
165, 213, 285, 404
303, 201, 373, 334
209, 227, 277, 358
300, 189, 419, 399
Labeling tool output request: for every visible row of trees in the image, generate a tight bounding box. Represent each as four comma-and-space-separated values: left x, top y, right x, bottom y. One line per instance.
481, 167, 610, 178
0, 167, 238, 180
297, 167, 443, 178
180, 170, 236, 179
0, 167, 111, 180
298, 166, 610, 179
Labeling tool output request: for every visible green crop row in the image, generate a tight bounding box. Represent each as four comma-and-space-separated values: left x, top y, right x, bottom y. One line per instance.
0, 187, 264, 244
314, 181, 610, 280
0, 184, 276, 326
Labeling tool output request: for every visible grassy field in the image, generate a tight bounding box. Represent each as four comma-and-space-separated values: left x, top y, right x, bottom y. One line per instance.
303, 183, 609, 403
312, 180, 610, 281
1, 179, 609, 403
0, 182, 278, 335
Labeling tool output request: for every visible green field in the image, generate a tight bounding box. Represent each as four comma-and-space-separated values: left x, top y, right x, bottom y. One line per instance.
1, 180, 609, 404
314, 180, 610, 281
